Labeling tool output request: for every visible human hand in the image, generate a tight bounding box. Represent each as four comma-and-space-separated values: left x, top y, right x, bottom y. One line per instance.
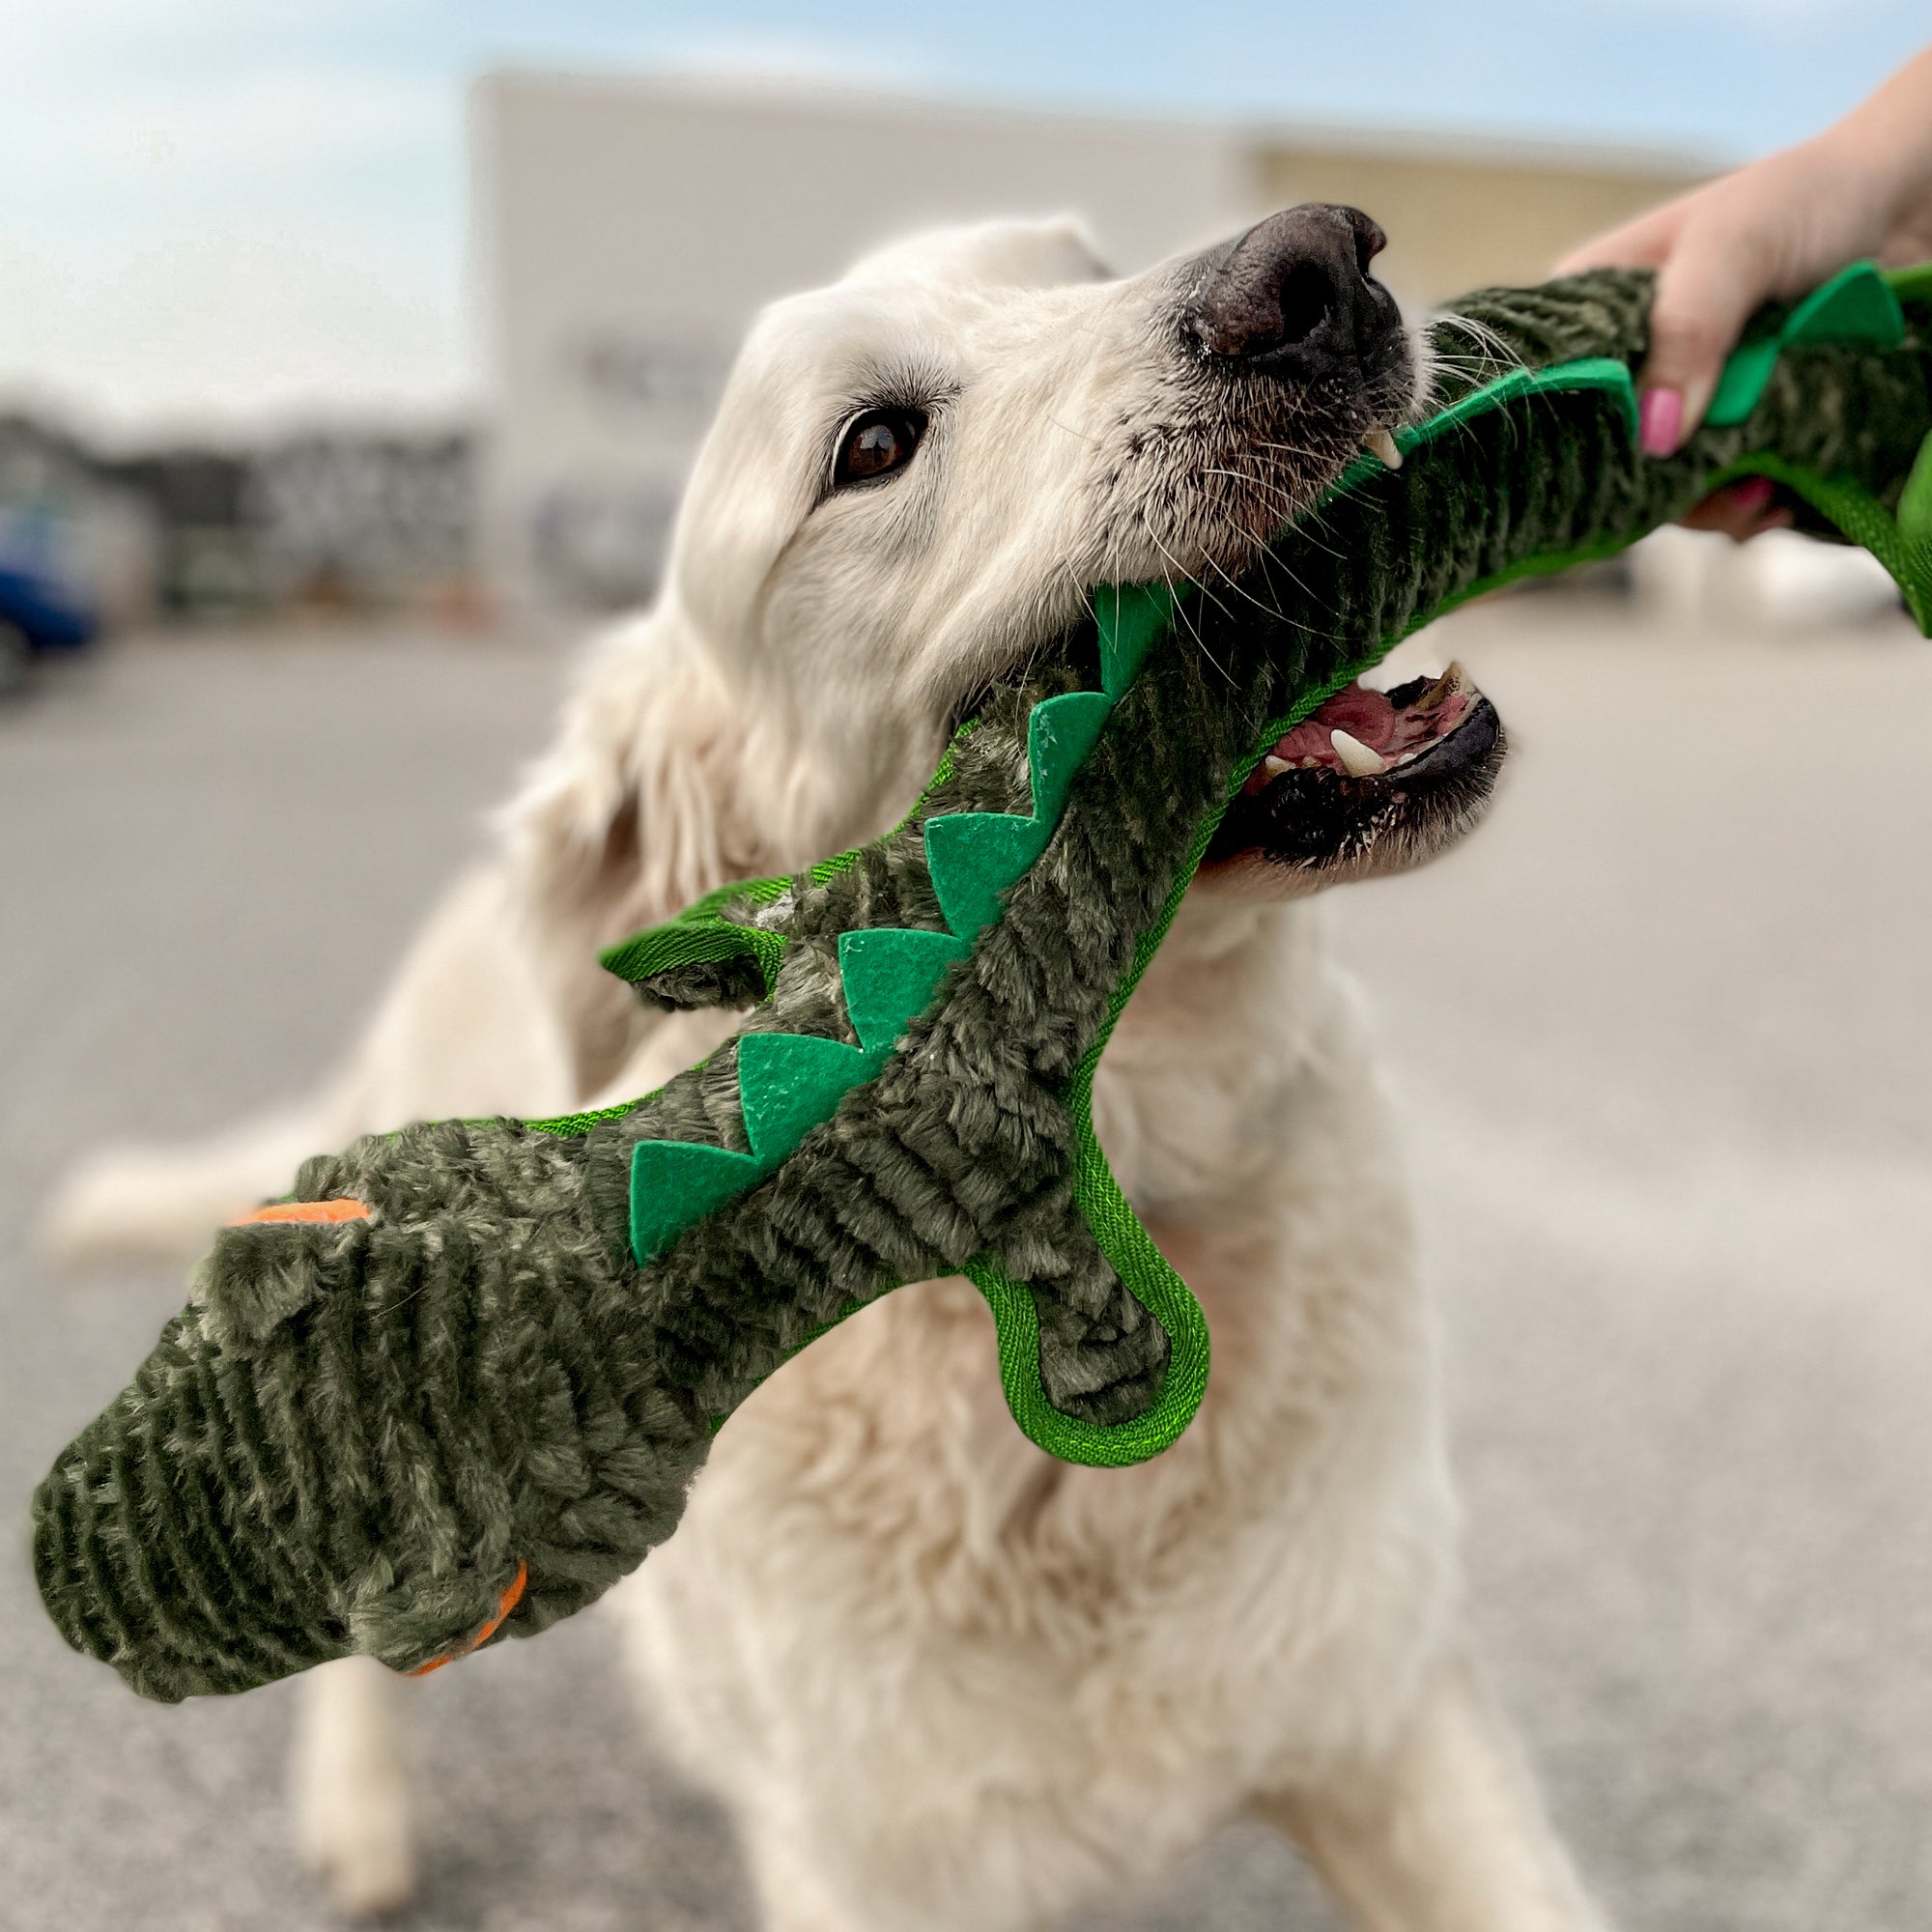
1556, 46, 1932, 460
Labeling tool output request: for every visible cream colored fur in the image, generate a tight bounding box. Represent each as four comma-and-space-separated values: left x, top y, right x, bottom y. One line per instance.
46, 217, 1607, 1931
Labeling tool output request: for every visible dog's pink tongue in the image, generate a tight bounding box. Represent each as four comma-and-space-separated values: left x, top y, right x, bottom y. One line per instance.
1276, 686, 1398, 762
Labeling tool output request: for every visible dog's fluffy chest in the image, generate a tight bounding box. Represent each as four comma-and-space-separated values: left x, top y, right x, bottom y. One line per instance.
612, 900, 1460, 1889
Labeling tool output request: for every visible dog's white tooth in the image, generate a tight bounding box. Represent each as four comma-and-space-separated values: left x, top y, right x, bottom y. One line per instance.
1329, 728, 1388, 778
1365, 427, 1403, 470
1264, 754, 1291, 779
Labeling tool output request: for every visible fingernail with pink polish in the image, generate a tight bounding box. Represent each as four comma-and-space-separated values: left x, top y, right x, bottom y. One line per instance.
1639, 387, 1683, 457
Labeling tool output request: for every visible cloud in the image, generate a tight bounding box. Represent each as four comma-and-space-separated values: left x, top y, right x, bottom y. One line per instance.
0, 67, 453, 207
0, 13, 465, 435
0, 224, 471, 440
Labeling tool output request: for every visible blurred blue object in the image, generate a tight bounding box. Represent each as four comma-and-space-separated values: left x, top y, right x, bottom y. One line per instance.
0, 559, 96, 651
0, 503, 98, 693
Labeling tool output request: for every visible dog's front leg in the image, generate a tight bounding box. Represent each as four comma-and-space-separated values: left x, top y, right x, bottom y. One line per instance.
291, 1655, 419, 1918
1254, 1656, 1611, 1932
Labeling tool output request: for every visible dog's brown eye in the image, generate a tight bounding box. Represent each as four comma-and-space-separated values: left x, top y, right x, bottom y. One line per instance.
833, 408, 926, 488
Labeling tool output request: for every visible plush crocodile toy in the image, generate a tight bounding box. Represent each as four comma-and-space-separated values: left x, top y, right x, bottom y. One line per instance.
35, 263, 1932, 1702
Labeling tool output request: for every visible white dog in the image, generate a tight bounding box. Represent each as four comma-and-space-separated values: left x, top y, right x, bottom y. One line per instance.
49, 207, 1607, 1932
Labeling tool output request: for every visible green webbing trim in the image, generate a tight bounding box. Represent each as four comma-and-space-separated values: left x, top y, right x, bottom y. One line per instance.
1886, 262, 1932, 307
965, 1246, 1210, 1468
1324, 356, 1636, 500
598, 888, 788, 1001
1702, 453, 1932, 635
1899, 430, 1932, 554
524, 1098, 649, 1138
596, 734, 971, 1000
1708, 262, 1905, 427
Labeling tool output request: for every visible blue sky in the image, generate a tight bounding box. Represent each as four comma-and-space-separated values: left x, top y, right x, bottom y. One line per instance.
1, 1, 1924, 437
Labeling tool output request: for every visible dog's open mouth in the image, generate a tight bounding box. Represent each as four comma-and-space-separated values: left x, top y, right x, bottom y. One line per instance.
1203, 662, 1505, 880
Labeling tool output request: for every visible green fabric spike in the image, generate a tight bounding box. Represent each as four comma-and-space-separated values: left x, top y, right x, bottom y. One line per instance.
1708, 262, 1904, 426
1407, 355, 1637, 447
838, 927, 970, 1056
1707, 339, 1783, 429
1785, 261, 1905, 346
630, 1139, 765, 1263
736, 1032, 880, 1167
1095, 582, 1176, 699
923, 689, 1112, 937
1323, 357, 1636, 500
923, 811, 1054, 941
1023, 690, 1114, 822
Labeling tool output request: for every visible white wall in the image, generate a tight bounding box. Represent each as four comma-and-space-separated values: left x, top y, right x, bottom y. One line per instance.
472, 74, 1256, 611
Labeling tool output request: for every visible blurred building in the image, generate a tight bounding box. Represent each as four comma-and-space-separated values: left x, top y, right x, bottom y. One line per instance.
100, 446, 256, 617
244, 433, 475, 617
473, 73, 1709, 613
99, 432, 478, 621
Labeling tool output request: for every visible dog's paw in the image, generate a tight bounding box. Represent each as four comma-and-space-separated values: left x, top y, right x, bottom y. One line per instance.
291, 1658, 420, 1919
42, 1139, 295, 1268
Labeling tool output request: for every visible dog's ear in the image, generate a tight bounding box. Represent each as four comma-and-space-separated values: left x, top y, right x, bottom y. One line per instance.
851, 216, 1113, 292
504, 602, 754, 937
498, 603, 754, 1092
970, 216, 1113, 288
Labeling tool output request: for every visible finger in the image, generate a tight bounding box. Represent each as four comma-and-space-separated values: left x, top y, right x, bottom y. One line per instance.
1638, 220, 1773, 450
1702, 502, 1796, 542
1678, 477, 1794, 541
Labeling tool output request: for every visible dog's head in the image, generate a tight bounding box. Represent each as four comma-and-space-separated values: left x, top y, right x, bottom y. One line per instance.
520, 208, 1505, 1001
676, 208, 1417, 706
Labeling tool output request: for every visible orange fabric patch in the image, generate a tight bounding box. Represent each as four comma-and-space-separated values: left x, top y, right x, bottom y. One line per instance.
231, 1197, 370, 1226
408, 1561, 529, 1678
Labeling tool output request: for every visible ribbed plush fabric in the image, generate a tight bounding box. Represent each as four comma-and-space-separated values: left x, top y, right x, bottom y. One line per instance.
34, 270, 1932, 1700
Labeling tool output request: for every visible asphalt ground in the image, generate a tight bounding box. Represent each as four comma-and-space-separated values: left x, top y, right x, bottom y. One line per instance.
4, 595, 1929, 1930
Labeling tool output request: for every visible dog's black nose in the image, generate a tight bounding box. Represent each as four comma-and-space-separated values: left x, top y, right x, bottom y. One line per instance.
1189, 204, 1400, 380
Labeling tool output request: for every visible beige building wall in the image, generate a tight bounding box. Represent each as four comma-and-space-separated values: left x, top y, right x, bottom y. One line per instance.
1255, 138, 1708, 304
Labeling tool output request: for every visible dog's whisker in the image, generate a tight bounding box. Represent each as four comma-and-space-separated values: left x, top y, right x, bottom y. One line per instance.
1138, 511, 1241, 689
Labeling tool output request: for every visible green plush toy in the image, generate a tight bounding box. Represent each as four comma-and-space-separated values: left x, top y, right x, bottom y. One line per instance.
35, 263, 1932, 1702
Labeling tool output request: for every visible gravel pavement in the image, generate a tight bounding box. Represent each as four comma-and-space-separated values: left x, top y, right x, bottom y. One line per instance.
4, 603, 1928, 1930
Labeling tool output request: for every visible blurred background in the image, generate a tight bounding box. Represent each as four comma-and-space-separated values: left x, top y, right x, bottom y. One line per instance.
5, 6, 1931, 1930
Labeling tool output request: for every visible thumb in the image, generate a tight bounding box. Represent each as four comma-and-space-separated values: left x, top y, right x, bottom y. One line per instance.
1637, 225, 1771, 452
